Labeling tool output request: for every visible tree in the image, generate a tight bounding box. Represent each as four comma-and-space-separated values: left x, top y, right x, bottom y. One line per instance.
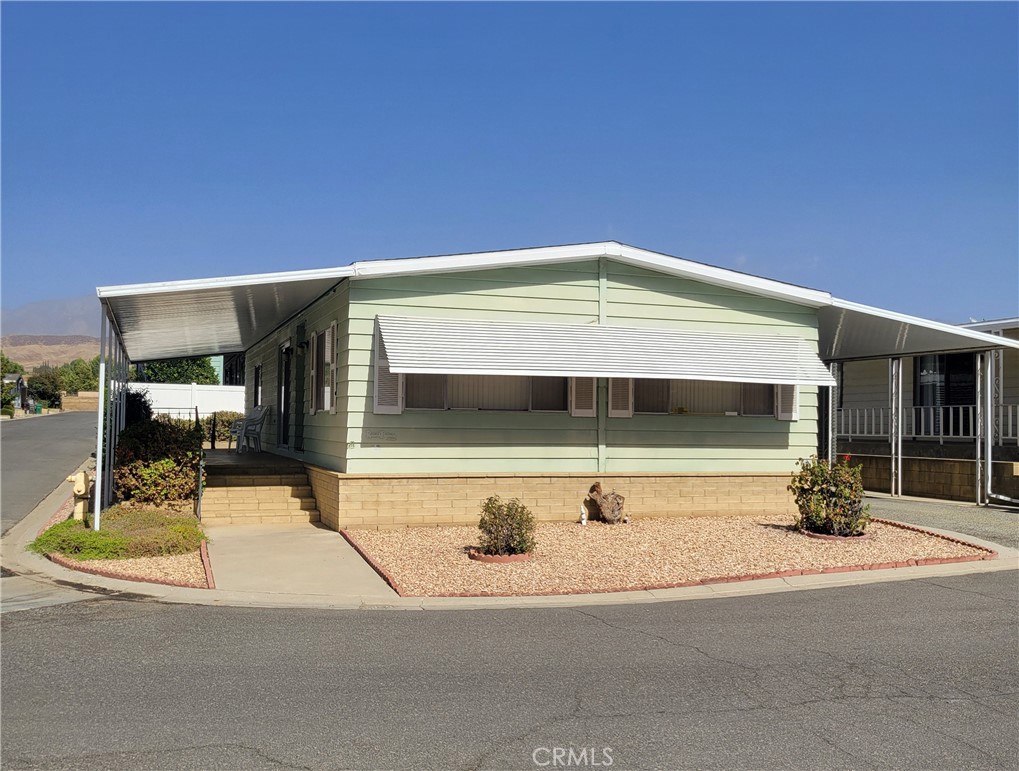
27, 365, 63, 408
57, 356, 100, 394
139, 357, 219, 385
1, 352, 25, 375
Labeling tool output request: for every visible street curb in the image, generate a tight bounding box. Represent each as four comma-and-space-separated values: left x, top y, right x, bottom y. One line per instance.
341, 518, 999, 599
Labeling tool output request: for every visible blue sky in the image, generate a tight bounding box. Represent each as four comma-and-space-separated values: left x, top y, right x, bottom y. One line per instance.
3, 1, 1017, 328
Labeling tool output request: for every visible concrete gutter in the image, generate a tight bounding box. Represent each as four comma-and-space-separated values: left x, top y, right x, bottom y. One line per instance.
3, 476, 1017, 613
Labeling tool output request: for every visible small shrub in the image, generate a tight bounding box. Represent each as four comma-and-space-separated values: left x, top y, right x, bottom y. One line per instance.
29, 518, 131, 560
1, 406, 14, 418
478, 496, 537, 556
29, 505, 205, 560
788, 455, 870, 537
114, 419, 203, 503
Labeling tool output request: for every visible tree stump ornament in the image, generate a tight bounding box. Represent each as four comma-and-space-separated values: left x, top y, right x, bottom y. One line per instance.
585, 483, 627, 524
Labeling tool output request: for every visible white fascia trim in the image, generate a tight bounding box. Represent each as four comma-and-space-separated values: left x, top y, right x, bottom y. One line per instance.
386, 365, 833, 386
610, 244, 832, 307
831, 298, 1019, 350
348, 242, 617, 278
97, 266, 355, 298
960, 317, 1019, 333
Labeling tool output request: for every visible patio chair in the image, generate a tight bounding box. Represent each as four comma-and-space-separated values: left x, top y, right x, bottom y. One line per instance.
229, 405, 270, 453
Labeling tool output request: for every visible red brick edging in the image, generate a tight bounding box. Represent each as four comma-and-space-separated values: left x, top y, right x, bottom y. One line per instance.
340, 529, 406, 596
200, 540, 216, 589
46, 543, 213, 590
342, 519, 1000, 599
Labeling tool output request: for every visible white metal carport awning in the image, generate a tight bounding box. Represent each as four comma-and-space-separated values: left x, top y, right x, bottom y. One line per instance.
376, 316, 837, 386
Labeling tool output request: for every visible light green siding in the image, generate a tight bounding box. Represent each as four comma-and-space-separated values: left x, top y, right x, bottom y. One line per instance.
245, 280, 350, 471
840, 358, 915, 413
337, 258, 821, 474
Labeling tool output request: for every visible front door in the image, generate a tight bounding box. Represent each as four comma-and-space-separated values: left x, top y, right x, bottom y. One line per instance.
278, 343, 292, 447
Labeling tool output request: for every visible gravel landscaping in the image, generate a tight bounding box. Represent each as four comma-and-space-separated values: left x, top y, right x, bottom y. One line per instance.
346, 516, 992, 597
53, 551, 208, 588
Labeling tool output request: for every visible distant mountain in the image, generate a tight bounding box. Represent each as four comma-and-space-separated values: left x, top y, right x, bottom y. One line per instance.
1, 294, 98, 336
1, 335, 100, 371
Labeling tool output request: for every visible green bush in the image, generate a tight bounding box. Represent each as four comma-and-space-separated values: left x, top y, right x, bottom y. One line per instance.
478, 496, 537, 556
788, 455, 870, 537
209, 411, 244, 441
29, 505, 205, 560
113, 419, 203, 503
124, 389, 153, 427
1, 406, 14, 418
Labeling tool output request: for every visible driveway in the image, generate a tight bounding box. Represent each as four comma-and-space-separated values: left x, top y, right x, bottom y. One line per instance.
866, 495, 1019, 550
0, 411, 97, 534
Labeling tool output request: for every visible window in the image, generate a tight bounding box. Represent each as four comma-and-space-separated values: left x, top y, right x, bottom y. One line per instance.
741, 383, 775, 416
531, 377, 568, 412
253, 365, 263, 406
400, 374, 571, 413
914, 353, 975, 408
631, 378, 779, 417
405, 374, 446, 409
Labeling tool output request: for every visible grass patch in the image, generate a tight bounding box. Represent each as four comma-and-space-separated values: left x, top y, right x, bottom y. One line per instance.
29, 505, 205, 560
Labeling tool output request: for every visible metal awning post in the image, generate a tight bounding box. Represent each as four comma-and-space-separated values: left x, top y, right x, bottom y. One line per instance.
102, 314, 116, 511
889, 358, 902, 496
827, 362, 839, 464
93, 311, 108, 530
975, 352, 984, 505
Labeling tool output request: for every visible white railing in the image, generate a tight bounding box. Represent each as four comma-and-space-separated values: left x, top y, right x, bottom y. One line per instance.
837, 403, 1019, 445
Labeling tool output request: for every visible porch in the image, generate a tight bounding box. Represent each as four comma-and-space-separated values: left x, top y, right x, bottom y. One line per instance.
200, 449, 321, 527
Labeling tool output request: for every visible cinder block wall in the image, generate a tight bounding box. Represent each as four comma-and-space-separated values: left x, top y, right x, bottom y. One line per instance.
302, 468, 796, 530
854, 455, 1019, 503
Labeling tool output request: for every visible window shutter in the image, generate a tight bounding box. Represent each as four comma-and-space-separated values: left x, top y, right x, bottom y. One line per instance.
324, 322, 335, 365
309, 331, 318, 415
775, 384, 799, 421
608, 378, 634, 418
329, 322, 338, 414
569, 377, 596, 417
373, 323, 403, 415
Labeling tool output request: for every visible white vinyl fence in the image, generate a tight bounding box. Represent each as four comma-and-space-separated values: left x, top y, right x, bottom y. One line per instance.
128, 382, 245, 419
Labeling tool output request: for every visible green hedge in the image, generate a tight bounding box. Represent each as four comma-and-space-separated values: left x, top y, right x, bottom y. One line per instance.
114, 420, 203, 504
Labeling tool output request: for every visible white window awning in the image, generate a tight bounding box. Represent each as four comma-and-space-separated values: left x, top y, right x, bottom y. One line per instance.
376, 316, 837, 386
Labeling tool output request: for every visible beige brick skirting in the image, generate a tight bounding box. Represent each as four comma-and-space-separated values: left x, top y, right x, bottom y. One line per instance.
302, 468, 797, 530
855, 455, 1019, 502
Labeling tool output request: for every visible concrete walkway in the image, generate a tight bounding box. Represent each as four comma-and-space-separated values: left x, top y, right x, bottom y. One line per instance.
204, 523, 397, 602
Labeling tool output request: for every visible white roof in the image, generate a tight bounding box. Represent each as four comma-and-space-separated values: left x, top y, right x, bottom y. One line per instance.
818, 300, 1019, 362
378, 315, 836, 386
97, 241, 1018, 362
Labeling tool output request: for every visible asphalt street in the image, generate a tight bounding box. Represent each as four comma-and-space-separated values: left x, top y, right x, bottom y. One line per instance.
0, 412, 97, 534
2, 570, 1017, 770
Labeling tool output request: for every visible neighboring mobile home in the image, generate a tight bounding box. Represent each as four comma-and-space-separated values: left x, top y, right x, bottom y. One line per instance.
94, 242, 1019, 528
838, 317, 1019, 502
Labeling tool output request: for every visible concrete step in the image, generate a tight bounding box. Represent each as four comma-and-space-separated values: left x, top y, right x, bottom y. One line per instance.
200, 497, 318, 514
206, 474, 309, 487
202, 510, 321, 527
202, 485, 314, 500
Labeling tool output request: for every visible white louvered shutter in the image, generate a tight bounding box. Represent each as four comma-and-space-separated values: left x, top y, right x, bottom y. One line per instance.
569, 377, 596, 417
329, 321, 338, 414
309, 331, 318, 415
775, 384, 799, 421
373, 322, 403, 415
608, 378, 634, 418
